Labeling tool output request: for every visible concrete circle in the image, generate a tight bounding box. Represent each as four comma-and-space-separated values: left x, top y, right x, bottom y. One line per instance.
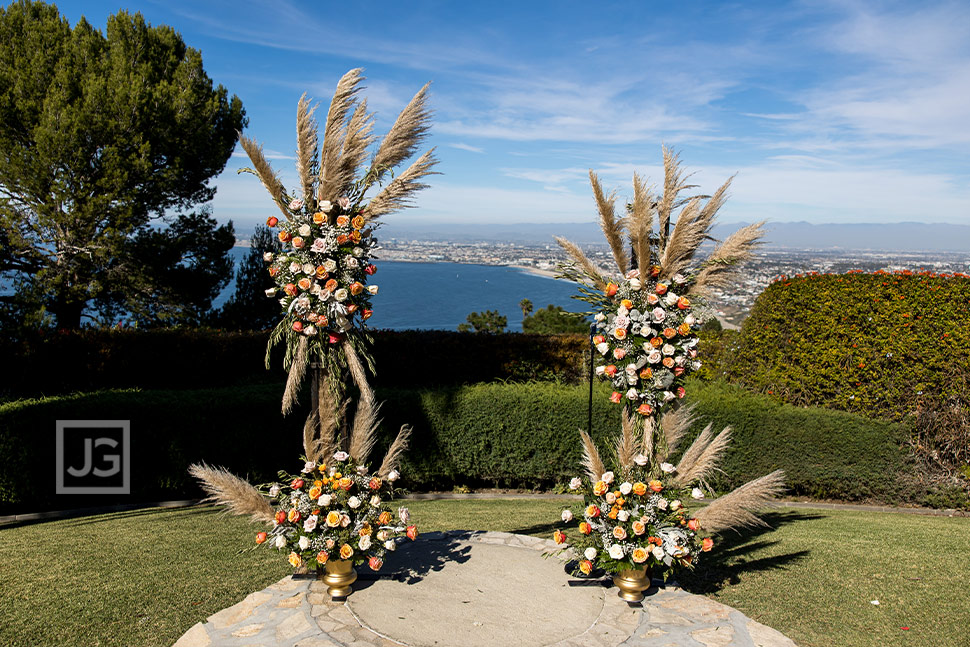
348, 535, 604, 647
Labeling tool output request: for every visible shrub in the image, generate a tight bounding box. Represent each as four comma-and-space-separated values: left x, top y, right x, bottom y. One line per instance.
0, 379, 920, 513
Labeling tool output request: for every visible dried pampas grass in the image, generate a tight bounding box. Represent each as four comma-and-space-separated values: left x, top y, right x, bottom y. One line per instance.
238, 135, 291, 222
580, 429, 606, 483
188, 463, 274, 524
378, 425, 412, 477
693, 470, 786, 533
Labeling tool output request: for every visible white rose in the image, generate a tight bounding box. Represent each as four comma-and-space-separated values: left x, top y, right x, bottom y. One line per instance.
269, 484, 280, 497
665, 292, 679, 306
298, 536, 310, 550
608, 544, 624, 560
595, 342, 609, 355
633, 454, 649, 467
629, 278, 642, 290
353, 246, 364, 257
626, 388, 639, 401
626, 363, 638, 374
663, 391, 676, 402
340, 514, 351, 527
569, 477, 582, 490
344, 256, 359, 269
318, 493, 332, 506
387, 470, 400, 482
264, 288, 276, 297
263, 252, 274, 262
652, 307, 667, 323
385, 540, 397, 551
619, 482, 633, 495
311, 283, 323, 296
684, 314, 696, 326
310, 238, 327, 253
662, 343, 675, 356
288, 198, 304, 210
298, 224, 312, 237
673, 273, 686, 284
584, 547, 598, 560
652, 545, 665, 560
617, 510, 630, 522
302, 263, 315, 275
657, 498, 668, 510
595, 366, 605, 376
647, 350, 662, 364
334, 288, 348, 301
275, 535, 287, 548
290, 261, 302, 273
319, 200, 333, 212
627, 374, 638, 386
370, 495, 381, 507
348, 496, 361, 509
354, 465, 368, 476
594, 313, 606, 322
660, 462, 676, 473
670, 500, 683, 511
561, 509, 573, 522
617, 306, 629, 317
601, 471, 614, 484
367, 285, 379, 295
333, 451, 349, 462
303, 516, 318, 532
399, 507, 410, 524
323, 259, 337, 272
338, 196, 351, 210
358, 534, 372, 550
691, 487, 705, 500
304, 325, 317, 336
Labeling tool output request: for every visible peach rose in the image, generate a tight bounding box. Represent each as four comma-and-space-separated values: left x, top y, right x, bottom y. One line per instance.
336, 234, 348, 244
663, 327, 677, 338
613, 327, 627, 340
636, 403, 653, 416
650, 337, 664, 348
316, 550, 329, 564
292, 237, 304, 248
612, 526, 627, 540
336, 215, 350, 227
288, 552, 302, 568
339, 544, 354, 560
308, 486, 322, 499
631, 521, 646, 535
649, 480, 664, 492
324, 278, 338, 292
655, 283, 668, 295
702, 537, 714, 552
313, 212, 326, 224
631, 547, 648, 563
687, 519, 700, 531
378, 511, 392, 525
662, 357, 675, 368
350, 282, 364, 295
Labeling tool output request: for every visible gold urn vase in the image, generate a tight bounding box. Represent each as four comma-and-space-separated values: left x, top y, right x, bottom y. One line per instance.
320, 559, 358, 599
613, 566, 652, 602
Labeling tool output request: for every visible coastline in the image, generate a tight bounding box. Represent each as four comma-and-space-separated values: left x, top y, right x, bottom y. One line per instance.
509, 264, 560, 279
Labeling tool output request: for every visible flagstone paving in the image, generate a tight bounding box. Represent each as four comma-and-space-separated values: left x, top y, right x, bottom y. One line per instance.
173, 531, 798, 647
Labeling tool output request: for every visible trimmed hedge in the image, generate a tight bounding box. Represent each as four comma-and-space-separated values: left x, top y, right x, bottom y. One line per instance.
725, 271, 970, 422
0, 329, 587, 399
0, 379, 917, 514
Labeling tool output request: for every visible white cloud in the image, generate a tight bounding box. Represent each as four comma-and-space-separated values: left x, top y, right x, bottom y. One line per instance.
448, 142, 485, 154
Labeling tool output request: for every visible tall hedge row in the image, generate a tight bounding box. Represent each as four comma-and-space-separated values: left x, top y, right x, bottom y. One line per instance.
0, 329, 587, 398
724, 271, 970, 422
0, 379, 916, 514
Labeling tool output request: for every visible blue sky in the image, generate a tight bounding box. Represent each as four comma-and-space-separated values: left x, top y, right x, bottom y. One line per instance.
53, 0, 970, 232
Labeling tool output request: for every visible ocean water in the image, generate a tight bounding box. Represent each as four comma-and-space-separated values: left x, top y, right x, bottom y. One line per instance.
219, 249, 587, 332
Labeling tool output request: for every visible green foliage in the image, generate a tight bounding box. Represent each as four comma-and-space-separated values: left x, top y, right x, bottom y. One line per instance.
726, 271, 970, 475
216, 225, 283, 331
0, 1, 246, 329
0, 379, 921, 512
522, 303, 590, 334
519, 298, 533, 317
457, 309, 507, 333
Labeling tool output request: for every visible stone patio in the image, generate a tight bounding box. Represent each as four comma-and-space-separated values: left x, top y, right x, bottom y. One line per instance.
173, 531, 798, 647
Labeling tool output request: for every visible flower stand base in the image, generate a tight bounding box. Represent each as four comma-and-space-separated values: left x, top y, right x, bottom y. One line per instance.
613, 566, 651, 602
321, 559, 358, 599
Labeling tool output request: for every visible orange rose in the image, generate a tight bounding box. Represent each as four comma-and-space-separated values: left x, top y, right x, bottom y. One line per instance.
579, 559, 593, 575
648, 536, 663, 546
316, 550, 329, 564
612, 526, 627, 540
605, 282, 618, 297
350, 282, 364, 295
655, 283, 668, 295
308, 486, 322, 499
316, 265, 328, 278
339, 544, 354, 560
650, 337, 664, 348
368, 556, 383, 571
677, 296, 690, 310
255, 532, 267, 544
336, 234, 349, 244
269, 266, 280, 277
278, 231, 291, 242
313, 212, 326, 224
351, 230, 362, 243
610, 391, 623, 404
613, 328, 627, 340
352, 215, 365, 229
702, 537, 714, 552
662, 357, 675, 368
553, 530, 567, 544
631, 547, 648, 563
593, 335, 606, 345
336, 215, 350, 227
288, 509, 301, 523
406, 525, 418, 540
687, 519, 700, 531
585, 505, 601, 518
298, 278, 312, 291
678, 322, 691, 335
313, 479, 323, 487
275, 510, 286, 525
632, 482, 647, 496
620, 298, 633, 310
579, 522, 592, 535
324, 278, 338, 292
359, 523, 372, 536
638, 367, 652, 379
649, 480, 663, 492
608, 507, 619, 520
593, 481, 608, 496
292, 237, 304, 248
288, 552, 302, 568
631, 521, 646, 536
378, 511, 392, 525
636, 403, 654, 416
663, 327, 677, 338
603, 364, 618, 377
650, 265, 661, 277
284, 283, 298, 296
267, 216, 279, 227
339, 477, 353, 491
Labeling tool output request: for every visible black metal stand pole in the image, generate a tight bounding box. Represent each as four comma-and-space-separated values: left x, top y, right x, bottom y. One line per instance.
588, 322, 596, 437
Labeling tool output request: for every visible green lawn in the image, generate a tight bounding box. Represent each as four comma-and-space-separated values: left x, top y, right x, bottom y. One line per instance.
0, 501, 967, 647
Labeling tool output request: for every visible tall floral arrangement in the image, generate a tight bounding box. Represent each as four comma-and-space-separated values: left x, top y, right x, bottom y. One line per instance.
553, 148, 785, 581
189, 70, 435, 581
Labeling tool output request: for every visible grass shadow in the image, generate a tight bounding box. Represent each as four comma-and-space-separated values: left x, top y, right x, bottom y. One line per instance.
677, 510, 820, 595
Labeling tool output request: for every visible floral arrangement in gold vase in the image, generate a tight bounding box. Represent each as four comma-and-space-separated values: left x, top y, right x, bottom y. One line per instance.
189, 69, 435, 599
553, 148, 785, 602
